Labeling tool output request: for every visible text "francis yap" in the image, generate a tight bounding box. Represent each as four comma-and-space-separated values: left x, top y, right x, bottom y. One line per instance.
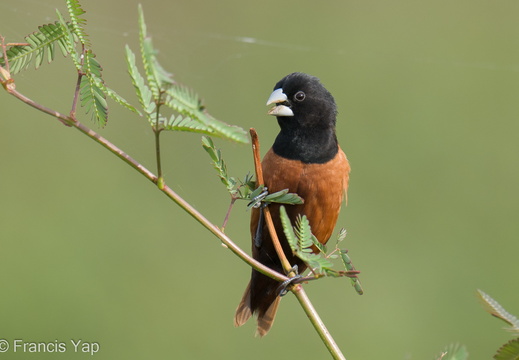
11, 339, 100, 355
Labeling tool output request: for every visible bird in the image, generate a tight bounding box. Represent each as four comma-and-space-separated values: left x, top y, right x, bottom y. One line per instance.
234, 72, 351, 336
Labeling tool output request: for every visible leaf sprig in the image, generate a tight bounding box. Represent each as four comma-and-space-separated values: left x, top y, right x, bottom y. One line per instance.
280, 206, 363, 294
125, 6, 247, 143
0, 22, 72, 74
0, 0, 138, 127
201, 136, 303, 206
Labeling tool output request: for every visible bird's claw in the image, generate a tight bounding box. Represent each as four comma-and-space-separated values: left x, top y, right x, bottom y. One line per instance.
277, 265, 301, 296
248, 187, 269, 208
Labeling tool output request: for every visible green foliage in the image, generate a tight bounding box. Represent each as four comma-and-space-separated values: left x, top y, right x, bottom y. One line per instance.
247, 188, 304, 209
125, 44, 156, 116
125, 6, 248, 143
495, 338, 519, 360
280, 206, 332, 273
0, 0, 136, 127
80, 50, 107, 124
201, 136, 304, 207
202, 136, 239, 194
66, 0, 89, 46
293, 212, 333, 273
0, 22, 71, 73
279, 205, 363, 292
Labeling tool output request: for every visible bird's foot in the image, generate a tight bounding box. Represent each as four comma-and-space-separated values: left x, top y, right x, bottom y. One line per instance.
247, 186, 269, 209
277, 265, 301, 296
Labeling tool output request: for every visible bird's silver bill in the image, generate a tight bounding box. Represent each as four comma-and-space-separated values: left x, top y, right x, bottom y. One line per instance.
266, 88, 294, 117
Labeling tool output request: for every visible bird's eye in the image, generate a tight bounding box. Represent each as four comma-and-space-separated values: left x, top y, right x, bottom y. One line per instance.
294, 91, 305, 102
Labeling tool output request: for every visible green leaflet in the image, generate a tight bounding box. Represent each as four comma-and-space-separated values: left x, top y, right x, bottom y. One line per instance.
495, 338, 519, 360
125, 45, 156, 116
0, 22, 71, 74
66, 0, 89, 46
279, 206, 333, 274
279, 206, 363, 293
79, 51, 107, 126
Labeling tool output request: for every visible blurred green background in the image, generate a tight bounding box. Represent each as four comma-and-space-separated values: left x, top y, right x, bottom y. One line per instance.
1, 1, 519, 359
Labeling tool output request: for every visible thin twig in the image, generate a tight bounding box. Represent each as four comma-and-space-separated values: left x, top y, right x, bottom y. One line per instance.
70, 44, 86, 117
6, 42, 30, 46
5, 85, 73, 127
154, 97, 164, 183
1, 36, 10, 74
249, 128, 294, 276
221, 197, 237, 231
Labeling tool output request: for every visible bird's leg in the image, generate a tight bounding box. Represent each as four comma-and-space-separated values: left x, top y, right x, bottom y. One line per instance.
253, 203, 267, 248
277, 265, 302, 296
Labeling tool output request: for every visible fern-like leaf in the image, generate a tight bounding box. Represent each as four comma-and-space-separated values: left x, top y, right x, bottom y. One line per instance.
66, 0, 89, 46
263, 189, 304, 206
163, 88, 248, 142
339, 249, 364, 294
98, 82, 140, 116
495, 338, 519, 360
279, 206, 333, 273
295, 215, 314, 252
201, 136, 237, 191
280, 206, 298, 252
138, 4, 173, 100
166, 115, 214, 135
80, 50, 108, 126
1, 22, 71, 74
200, 113, 248, 143
164, 84, 203, 118
125, 45, 156, 117
126, 4, 247, 142
56, 9, 81, 71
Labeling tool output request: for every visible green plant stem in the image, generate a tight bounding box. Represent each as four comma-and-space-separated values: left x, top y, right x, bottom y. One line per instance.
154, 102, 163, 181
4, 84, 287, 284
221, 197, 237, 231
70, 44, 85, 117
292, 285, 346, 360
154, 129, 163, 181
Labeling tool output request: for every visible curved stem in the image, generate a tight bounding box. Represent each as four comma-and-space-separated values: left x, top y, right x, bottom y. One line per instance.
154, 129, 163, 181
154, 100, 163, 181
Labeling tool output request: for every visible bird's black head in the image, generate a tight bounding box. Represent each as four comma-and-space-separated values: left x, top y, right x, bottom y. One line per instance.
267, 72, 337, 130
266, 72, 339, 163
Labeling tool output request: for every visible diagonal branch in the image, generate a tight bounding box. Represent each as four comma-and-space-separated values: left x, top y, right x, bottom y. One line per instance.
2, 82, 287, 284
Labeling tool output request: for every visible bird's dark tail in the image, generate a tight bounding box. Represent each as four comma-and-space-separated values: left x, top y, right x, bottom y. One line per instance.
234, 277, 281, 337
